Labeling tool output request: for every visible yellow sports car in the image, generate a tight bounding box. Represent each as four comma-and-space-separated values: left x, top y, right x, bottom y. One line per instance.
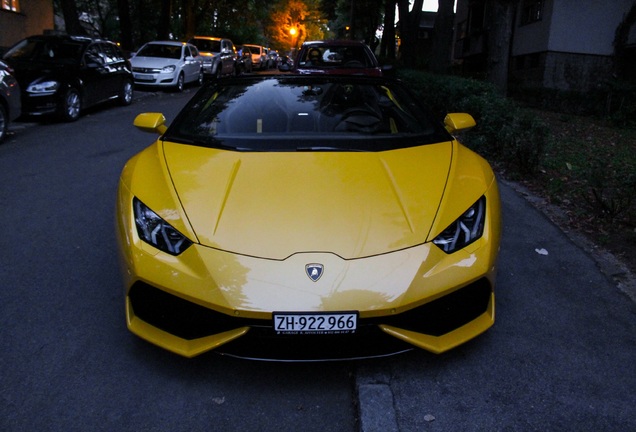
116, 75, 501, 360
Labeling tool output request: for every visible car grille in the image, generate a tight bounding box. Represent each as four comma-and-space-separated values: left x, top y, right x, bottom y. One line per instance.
128, 279, 492, 360
132, 67, 160, 73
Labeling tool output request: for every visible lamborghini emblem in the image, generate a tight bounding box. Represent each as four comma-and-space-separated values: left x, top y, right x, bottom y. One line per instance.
305, 264, 324, 282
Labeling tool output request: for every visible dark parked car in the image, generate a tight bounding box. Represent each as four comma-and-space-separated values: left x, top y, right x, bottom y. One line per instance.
2, 34, 134, 122
0, 59, 21, 142
282, 40, 388, 77
235, 45, 253, 75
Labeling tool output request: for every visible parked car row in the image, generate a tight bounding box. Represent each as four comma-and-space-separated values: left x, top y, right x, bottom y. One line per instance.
0, 33, 384, 143
0, 33, 284, 135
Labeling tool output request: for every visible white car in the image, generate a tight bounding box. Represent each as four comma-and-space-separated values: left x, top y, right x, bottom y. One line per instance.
131, 41, 203, 91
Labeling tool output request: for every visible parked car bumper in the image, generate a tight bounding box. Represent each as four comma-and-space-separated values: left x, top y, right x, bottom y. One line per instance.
132, 71, 179, 87
21, 93, 60, 117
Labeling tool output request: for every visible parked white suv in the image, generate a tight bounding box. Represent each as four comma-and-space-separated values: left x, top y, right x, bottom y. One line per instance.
188, 36, 237, 78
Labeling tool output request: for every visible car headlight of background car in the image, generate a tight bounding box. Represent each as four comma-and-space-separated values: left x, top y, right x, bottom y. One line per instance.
27, 79, 60, 95
433, 197, 486, 254
133, 198, 192, 255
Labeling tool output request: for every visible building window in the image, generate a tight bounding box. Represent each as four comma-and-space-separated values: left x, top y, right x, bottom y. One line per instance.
2, 0, 20, 12
520, 0, 543, 25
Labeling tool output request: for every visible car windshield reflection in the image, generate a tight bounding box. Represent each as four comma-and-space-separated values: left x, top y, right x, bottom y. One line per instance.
165, 76, 450, 152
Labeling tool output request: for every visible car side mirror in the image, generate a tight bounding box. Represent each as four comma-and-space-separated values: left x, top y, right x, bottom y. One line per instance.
134, 113, 168, 135
444, 113, 476, 134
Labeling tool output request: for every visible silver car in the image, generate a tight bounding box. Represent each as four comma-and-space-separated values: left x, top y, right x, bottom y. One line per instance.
131, 41, 203, 92
188, 36, 237, 79
0, 59, 21, 143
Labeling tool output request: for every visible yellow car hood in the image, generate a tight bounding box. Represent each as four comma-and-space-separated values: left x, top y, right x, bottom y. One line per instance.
163, 141, 452, 260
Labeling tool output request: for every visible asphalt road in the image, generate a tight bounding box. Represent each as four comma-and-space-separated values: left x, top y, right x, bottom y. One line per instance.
1, 81, 635, 431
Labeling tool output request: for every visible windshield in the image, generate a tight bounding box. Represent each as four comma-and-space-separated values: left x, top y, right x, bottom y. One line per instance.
136, 44, 182, 59
4, 38, 85, 64
191, 39, 221, 53
164, 76, 450, 152
299, 45, 376, 69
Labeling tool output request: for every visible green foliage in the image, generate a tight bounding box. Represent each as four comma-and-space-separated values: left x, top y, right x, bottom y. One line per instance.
510, 80, 636, 129
397, 69, 549, 177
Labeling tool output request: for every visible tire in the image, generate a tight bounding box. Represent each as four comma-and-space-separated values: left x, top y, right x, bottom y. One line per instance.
59, 86, 81, 122
0, 104, 7, 143
119, 79, 134, 106
175, 73, 185, 92
215, 65, 222, 80
197, 69, 204, 86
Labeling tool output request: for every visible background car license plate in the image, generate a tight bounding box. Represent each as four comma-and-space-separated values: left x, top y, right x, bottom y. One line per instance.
273, 312, 357, 334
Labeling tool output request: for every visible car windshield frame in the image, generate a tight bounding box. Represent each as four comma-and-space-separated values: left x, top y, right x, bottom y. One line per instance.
190, 39, 221, 53
136, 43, 183, 60
163, 75, 452, 152
3, 38, 86, 64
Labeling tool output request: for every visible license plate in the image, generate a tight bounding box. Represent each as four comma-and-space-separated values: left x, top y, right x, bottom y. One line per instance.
134, 73, 154, 80
273, 312, 357, 335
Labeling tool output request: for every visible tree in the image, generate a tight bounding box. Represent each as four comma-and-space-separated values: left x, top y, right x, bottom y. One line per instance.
58, 0, 87, 34
485, 0, 519, 94
266, 0, 328, 52
396, 0, 424, 67
379, 0, 396, 60
613, 0, 636, 81
428, 0, 455, 73
117, 0, 133, 51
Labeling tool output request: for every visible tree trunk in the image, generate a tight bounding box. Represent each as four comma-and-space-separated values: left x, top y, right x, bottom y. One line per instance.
157, 0, 172, 40
397, 0, 424, 67
117, 0, 134, 51
380, 0, 396, 60
183, 0, 195, 40
59, 0, 86, 35
485, 0, 518, 94
428, 0, 455, 73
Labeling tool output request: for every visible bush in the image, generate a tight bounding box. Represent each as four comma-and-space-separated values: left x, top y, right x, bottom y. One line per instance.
397, 69, 550, 176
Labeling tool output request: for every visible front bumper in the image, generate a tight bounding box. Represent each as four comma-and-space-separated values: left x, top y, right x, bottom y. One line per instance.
21, 93, 60, 116
132, 70, 178, 87
126, 278, 494, 360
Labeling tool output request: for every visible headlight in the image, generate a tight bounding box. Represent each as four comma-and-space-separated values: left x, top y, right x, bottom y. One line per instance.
133, 198, 192, 255
161, 65, 176, 73
27, 80, 60, 94
433, 197, 486, 253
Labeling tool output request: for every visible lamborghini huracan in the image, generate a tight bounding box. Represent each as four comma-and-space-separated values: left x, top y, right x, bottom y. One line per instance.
116, 74, 501, 360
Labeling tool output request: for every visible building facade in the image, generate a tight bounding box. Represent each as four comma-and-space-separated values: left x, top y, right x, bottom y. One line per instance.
1, 0, 54, 51
454, 0, 636, 92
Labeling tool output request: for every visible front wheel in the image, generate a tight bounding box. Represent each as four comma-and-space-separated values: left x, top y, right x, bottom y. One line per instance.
175, 73, 185, 92
59, 86, 81, 122
119, 79, 134, 106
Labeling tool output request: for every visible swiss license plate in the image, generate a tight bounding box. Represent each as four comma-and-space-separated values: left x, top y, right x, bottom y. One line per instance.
273, 312, 358, 335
